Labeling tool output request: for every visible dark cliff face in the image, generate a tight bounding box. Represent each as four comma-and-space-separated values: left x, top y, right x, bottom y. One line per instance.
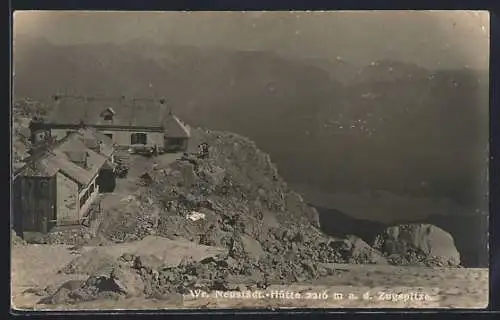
313, 205, 387, 245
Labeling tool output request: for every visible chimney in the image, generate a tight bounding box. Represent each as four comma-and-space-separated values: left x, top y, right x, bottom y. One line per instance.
28, 120, 37, 144
29, 117, 46, 144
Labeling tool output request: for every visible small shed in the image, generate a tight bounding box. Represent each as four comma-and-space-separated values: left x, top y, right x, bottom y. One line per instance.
163, 113, 191, 152
12, 157, 58, 234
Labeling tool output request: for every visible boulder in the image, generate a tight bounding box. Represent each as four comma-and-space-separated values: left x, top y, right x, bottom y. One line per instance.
200, 166, 226, 186
240, 235, 266, 261
373, 224, 460, 267
133, 254, 165, 273
179, 162, 197, 187
39, 287, 71, 305
306, 207, 321, 229
330, 235, 388, 264
109, 266, 145, 298
86, 265, 145, 298
59, 279, 86, 291
60, 249, 118, 275
284, 191, 320, 228
39, 279, 96, 305
229, 234, 265, 261
11, 230, 26, 246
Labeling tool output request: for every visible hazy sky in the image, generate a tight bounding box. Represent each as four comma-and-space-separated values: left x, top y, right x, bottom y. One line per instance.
13, 10, 490, 69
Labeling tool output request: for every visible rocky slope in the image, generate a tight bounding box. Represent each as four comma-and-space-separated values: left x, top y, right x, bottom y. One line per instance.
10, 96, 472, 303
22, 128, 466, 306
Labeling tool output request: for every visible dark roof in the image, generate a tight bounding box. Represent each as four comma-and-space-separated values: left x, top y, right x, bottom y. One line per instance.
46, 97, 167, 128
55, 134, 108, 184
16, 132, 109, 186
82, 138, 99, 149
163, 114, 191, 138
64, 150, 88, 164
74, 127, 114, 157
17, 149, 91, 185
19, 153, 60, 177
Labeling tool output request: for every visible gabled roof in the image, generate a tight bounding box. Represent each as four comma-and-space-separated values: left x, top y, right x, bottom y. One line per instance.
73, 127, 114, 158
164, 114, 191, 138
17, 149, 92, 186
56, 134, 108, 183
50, 150, 95, 186
16, 131, 109, 186
46, 97, 167, 128
100, 107, 116, 116
64, 150, 88, 165
19, 154, 60, 177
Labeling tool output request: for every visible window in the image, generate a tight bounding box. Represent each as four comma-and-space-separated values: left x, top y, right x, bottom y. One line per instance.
101, 109, 115, 121
170, 138, 183, 145
131, 133, 147, 145
104, 133, 113, 140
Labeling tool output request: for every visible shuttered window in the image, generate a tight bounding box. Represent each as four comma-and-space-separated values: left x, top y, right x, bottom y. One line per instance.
131, 133, 147, 145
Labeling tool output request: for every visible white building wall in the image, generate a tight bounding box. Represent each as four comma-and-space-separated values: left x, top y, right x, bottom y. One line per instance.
95, 130, 164, 148
55, 172, 80, 224
50, 127, 165, 148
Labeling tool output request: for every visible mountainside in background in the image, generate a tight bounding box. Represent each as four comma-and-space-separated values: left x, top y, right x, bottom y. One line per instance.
313, 204, 488, 268
13, 36, 489, 217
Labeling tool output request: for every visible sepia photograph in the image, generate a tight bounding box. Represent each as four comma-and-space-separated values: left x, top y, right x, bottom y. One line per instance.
11, 10, 489, 310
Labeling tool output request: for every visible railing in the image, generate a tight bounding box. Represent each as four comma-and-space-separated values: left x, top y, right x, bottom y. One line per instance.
81, 199, 101, 227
